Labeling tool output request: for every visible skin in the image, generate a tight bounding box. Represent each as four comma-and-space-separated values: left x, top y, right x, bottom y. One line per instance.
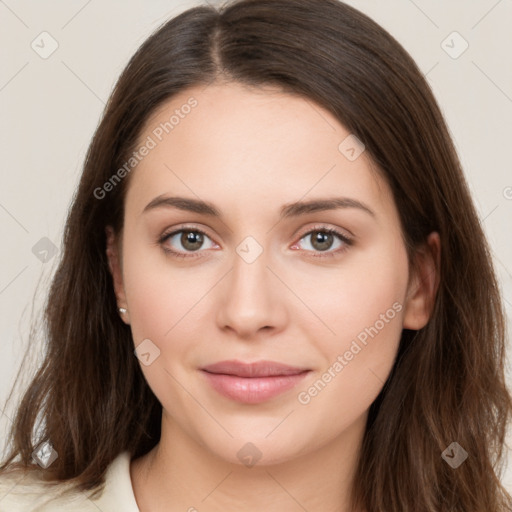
106, 81, 439, 512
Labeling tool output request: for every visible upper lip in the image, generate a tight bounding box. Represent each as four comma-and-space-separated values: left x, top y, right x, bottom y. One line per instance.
201, 360, 310, 378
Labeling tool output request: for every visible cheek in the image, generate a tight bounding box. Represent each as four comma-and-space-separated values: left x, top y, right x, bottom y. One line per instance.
295, 316, 401, 439
292, 238, 408, 350
121, 239, 212, 417
294, 301, 405, 440
121, 229, 213, 343
293, 241, 407, 412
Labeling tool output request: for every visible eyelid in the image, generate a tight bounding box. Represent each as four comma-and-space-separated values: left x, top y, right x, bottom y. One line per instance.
294, 223, 354, 242
159, 223, 214, 240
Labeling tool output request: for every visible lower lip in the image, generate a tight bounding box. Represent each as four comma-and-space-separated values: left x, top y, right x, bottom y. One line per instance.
201, 370, 310, 404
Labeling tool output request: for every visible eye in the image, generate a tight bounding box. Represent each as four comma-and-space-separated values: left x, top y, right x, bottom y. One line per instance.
291, 225, 353, 258
159, 227, 217, 258
158, 224, 353, 260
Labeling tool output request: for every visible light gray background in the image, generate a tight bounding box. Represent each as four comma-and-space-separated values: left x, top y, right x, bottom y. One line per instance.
1, 0, 511, 492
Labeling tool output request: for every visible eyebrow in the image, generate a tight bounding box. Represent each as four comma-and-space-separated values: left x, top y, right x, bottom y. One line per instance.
142, 195, 375, 219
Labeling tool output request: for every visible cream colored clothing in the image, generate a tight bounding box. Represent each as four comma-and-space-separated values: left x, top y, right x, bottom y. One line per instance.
0, 451, 139, 511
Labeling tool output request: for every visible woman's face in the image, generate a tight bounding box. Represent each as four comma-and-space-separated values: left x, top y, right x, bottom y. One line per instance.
107, 82, 432, 466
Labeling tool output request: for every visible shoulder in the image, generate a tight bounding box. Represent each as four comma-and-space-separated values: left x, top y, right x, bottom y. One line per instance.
0, 467, 84, 511
0, 451, 139, 511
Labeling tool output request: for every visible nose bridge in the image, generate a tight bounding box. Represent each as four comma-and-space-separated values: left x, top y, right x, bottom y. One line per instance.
216, 235, 286, 337
232, 237, 269, 294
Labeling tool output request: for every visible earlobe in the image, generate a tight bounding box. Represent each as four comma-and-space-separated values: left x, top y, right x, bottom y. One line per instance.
402, 232, 441, 330
105, 225, 130, 323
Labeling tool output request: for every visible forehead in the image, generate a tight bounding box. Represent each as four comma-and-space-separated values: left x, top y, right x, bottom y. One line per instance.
125, 82, 393, 221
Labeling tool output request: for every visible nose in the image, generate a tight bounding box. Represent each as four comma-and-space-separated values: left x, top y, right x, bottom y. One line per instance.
216, 247, 288, 340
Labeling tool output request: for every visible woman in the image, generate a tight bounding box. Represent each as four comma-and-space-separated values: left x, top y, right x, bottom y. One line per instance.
1, 0, 510, 510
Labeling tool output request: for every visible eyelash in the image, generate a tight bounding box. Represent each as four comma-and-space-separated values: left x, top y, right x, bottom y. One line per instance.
158, 224, 353, 260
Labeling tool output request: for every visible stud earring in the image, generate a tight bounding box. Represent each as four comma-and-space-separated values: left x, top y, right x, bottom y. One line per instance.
119, 307, 127, 314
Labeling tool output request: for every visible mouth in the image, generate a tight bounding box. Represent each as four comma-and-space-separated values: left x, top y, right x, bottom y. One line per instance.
200, 360, 311, 404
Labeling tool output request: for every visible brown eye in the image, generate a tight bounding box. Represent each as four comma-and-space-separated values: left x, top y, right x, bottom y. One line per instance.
294, 226, 353, 258
310, 231, 335, 251
180, 230, 204, 251
160, 228, 216, 258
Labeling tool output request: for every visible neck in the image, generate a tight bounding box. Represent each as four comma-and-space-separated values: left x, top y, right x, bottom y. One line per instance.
130, 412, 367, 512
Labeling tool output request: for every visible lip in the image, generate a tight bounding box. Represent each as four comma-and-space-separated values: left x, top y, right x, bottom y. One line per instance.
200, 360, 311, 404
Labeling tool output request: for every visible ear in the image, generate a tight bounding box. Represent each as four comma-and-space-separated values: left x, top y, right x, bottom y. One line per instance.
402, 232, 440, 330
105, 225, 130, 324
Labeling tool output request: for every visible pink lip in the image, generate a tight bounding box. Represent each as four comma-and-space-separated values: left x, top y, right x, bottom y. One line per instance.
200, 360, 310, 404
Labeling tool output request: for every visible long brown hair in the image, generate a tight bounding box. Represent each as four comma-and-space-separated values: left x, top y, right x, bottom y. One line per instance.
1, 0, 510, 510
